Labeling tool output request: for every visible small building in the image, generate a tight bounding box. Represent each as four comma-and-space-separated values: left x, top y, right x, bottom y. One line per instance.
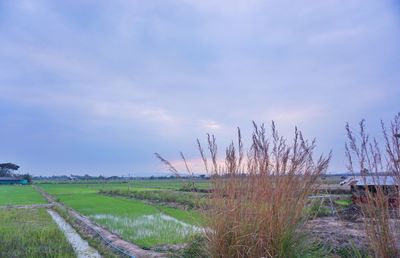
340, 175, 399, 205
0, 177, 28, 185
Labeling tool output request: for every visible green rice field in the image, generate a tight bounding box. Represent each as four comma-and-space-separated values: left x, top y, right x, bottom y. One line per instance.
40, 183, 204, 248
115, 179, 210, 190
0, 185, 46, 206
38, 179, 210, 191
0, 208, 75, 258
38, 182, 162, 195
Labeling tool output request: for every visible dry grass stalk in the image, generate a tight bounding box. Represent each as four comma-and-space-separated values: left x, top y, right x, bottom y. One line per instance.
158, 122, 331, 257
345, 113, 400, 258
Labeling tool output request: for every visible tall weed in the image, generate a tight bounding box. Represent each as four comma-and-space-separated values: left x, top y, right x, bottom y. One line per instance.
345, 113, 400, 258
157, 122, 331, 257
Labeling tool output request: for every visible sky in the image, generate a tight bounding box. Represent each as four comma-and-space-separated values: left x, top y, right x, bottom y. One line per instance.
0, 0, 399, 176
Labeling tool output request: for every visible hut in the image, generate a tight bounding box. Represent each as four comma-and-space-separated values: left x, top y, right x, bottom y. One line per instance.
340, 175, 399, 206
0, 177, 28, 185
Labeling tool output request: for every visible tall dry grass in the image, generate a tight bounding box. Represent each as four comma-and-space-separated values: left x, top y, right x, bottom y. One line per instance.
345, 113, 400, 258
157, 122, 331, 257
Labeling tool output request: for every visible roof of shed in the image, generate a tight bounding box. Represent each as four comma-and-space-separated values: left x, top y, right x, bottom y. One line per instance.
340, 176, 398, 186
0, 177, 23, 181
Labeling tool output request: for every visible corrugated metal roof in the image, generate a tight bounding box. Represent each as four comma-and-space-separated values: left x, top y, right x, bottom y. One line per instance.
340, 176, 398, 186
0, 177, 23, 181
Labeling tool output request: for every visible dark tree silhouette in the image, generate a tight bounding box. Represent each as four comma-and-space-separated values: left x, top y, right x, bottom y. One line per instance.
0, 163, 20, 177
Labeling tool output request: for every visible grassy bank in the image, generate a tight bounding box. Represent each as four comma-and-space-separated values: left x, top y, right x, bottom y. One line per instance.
100, 189, 206, 209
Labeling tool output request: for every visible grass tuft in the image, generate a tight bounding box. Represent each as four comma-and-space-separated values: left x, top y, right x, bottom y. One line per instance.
345, 113, 400, 258
157, 121, 331, 257
0, 208, 75, 258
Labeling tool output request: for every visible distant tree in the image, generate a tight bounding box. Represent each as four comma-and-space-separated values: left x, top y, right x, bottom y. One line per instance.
0, 163, 19, 177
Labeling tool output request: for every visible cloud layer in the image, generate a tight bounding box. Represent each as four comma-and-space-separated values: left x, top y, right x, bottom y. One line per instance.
0, 0, 399, 176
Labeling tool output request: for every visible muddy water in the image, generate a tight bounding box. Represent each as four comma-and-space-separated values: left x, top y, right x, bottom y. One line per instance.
48, 209, 102, 258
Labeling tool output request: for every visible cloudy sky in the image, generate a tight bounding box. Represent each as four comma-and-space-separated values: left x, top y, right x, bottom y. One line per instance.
0, 0, 399, 176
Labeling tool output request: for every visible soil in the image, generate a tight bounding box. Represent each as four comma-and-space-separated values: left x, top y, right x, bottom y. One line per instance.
307, 216, 367, 251
308, 205, 400, 252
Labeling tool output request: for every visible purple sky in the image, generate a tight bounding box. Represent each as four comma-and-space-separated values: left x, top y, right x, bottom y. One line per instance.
0, 0, 399, 176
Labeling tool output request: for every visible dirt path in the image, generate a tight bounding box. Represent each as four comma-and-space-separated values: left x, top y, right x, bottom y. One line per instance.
48, 209, 102, 258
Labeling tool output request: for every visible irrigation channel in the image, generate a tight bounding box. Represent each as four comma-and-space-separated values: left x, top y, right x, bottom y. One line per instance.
48, 209, 102, 258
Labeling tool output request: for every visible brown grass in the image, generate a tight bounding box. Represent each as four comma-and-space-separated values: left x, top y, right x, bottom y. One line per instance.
157, 121, 331, 257
345, 113, 400, 258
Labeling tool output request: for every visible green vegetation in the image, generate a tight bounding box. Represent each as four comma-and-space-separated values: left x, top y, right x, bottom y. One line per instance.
1, 181, 359, 256
0, 185, 45, 206
39, 183, 137, 195
100, 189, 206, 209
40, 183, 203, 249
0, 208, 75, 258
93, 212, 201, 249
54, 192, 160, 216
305, 200, 332, 217
158, 206, 204, 225
125, 179, 210, 190
334, 199, 352, 207
38, 178, 210, 190
170, 235, 209, 258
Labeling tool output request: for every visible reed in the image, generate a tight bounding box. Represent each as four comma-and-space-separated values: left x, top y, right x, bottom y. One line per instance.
345, 113, 400, 258
157, 121, 331, 257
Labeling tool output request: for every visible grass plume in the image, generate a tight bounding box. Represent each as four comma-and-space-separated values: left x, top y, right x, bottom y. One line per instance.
345, 113, 400, 258
157, 121, 331, 257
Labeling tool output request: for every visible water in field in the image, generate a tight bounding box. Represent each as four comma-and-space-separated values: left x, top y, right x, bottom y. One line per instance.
90, 213, 202, 248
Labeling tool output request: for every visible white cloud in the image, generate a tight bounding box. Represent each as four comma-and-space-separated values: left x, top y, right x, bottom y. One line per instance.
200, 120, 222, 131
91, 101, 180, 127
